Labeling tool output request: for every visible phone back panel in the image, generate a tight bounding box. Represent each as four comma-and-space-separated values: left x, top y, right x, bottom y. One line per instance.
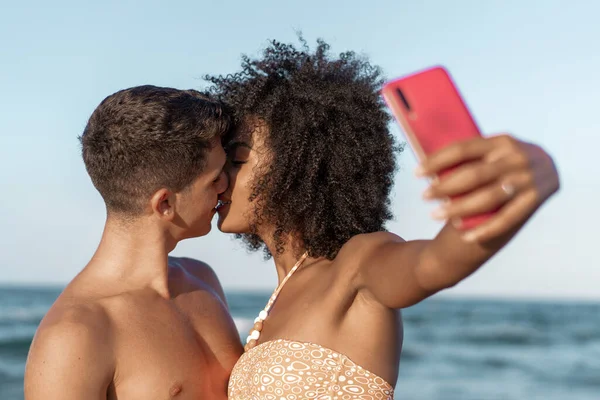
382, 66, 493, 230
382, 66, 481, 158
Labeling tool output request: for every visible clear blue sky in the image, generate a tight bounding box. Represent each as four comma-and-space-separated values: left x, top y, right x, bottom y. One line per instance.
1, 0, 596, 299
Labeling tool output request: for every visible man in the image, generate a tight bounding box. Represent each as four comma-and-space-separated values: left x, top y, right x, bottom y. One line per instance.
24, 86, 243, 400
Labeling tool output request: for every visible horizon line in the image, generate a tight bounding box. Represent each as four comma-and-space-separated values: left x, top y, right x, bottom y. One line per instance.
0, 282, 598, 304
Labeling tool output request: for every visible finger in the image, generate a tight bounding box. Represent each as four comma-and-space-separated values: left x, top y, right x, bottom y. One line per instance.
417, 133, 522, 177
431, 171, 530, 221
484, 134, 524, 163
460, 188, 539, 243
423, 155, 521, 200
416, 137, 492, 177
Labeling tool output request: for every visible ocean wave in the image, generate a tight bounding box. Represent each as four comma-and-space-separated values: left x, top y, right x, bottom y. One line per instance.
0, 307, 48, 324
0, 358, 25, 381
569, 326, 600, 344
0, 334, 33, 359
453, 324, 549, 346
439, 351, 521, 373
564, 361, 600, 388
398, 346, 422, 362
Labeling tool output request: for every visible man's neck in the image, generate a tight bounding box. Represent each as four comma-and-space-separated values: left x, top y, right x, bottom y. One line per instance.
83, 216, 176, 298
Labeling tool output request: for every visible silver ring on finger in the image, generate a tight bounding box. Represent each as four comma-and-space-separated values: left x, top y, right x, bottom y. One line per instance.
501, 182, 516, 198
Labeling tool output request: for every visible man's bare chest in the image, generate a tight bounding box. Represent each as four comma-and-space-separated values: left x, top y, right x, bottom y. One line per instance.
108, 300, 235, 400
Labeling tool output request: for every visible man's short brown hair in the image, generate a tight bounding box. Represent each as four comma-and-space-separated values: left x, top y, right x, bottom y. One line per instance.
80, 85, 230, 215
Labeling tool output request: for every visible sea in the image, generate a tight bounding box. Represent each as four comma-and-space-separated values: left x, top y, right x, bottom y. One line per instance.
1, 286, 599, 400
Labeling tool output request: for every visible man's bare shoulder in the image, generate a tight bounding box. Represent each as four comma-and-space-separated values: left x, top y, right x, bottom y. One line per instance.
169, 256, 217, 281
32, 301, 113, 355
168, 256, 227, 304
25, 302, 114, 398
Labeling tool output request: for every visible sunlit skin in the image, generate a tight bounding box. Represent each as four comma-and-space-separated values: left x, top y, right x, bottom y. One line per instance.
217, 118, 559, 387
25, 138, 244, 400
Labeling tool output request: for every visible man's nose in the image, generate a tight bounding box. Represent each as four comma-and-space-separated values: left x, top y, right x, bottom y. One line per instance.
219, 170, 229, 194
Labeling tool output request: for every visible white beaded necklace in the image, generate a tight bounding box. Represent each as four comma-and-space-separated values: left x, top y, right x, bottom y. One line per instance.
244, 252, 309, 351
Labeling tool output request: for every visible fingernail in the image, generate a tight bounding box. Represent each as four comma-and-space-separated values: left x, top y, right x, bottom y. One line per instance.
431, 207, 447, 220
451, 217, 462, 229
415, 165, 426, 177
462, 231, 477, 242
422, 188, 434, 199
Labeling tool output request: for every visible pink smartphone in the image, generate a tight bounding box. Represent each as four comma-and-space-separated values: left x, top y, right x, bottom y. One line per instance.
381, 66, 494, 230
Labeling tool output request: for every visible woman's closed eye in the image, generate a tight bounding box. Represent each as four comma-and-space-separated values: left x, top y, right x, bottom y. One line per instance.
226, 141, 252, 167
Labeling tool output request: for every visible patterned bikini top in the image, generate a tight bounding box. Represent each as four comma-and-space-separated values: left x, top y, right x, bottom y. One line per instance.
228, 338, 394, 399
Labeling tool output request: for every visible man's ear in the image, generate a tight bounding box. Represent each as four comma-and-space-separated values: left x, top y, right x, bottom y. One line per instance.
150, 188, 176, 222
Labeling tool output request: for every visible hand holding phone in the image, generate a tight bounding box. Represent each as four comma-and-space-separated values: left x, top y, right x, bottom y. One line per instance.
382, 66, 559, 243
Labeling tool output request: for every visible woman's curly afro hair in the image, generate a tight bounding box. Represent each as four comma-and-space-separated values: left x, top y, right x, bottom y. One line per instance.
206, 37, 401, 259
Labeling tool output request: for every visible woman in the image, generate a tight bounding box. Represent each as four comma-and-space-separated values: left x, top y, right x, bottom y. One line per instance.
207, 38, 559, 399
